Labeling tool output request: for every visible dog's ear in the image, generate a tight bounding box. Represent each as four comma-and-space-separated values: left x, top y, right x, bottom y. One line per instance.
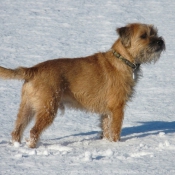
117, 27, 131, 47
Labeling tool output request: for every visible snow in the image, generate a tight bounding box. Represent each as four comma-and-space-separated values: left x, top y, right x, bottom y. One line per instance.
13, 142, 20, 148
0, 0, 175, 174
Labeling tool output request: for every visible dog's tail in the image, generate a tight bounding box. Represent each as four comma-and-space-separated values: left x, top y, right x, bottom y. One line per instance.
0, 66, 37, 80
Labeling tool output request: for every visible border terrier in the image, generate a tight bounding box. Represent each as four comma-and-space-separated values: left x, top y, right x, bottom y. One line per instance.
0, 23, 165, 148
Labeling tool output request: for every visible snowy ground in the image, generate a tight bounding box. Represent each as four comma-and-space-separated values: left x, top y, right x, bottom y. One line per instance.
0, 0, 175, 174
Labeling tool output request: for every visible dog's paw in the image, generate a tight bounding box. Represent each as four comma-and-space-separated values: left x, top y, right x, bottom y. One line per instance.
25, 138, 37, 148
102, 132, 120, 142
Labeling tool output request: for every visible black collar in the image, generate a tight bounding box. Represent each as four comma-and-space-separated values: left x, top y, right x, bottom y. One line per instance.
112, 50, 140, 70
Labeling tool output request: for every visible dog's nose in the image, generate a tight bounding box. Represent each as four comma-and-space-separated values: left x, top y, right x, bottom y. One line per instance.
157, 39, 164, 46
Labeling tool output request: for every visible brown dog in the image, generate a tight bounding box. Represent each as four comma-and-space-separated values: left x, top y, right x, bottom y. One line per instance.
0, 23, 165, 148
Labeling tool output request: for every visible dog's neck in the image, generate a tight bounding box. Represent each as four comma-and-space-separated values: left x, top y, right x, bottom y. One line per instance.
112, 40, 133, 60
111, 40, 140, 70
112, 50, 139, 70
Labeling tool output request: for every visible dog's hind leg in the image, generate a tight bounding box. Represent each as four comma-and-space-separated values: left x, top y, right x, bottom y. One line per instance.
27, 110, 57, 148
27, 96, 59, 148
11, 99, 34, 144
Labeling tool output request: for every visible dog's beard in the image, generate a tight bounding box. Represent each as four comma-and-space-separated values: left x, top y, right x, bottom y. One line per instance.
136, 47, 164, 64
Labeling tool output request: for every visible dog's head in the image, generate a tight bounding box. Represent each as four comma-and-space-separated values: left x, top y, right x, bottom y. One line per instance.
116, 23, 165, 64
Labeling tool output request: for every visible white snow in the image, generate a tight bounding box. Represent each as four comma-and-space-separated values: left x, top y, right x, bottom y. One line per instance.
13, 142, 20, 148
84, 151, 93, 162
0, 0, 175, 174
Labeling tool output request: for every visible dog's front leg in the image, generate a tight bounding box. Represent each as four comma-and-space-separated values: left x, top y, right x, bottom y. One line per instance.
102, 104, 124, 142
101, 114, 111, 140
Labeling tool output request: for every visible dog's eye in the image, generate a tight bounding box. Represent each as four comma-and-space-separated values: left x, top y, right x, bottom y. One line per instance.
140, 33, 147, 39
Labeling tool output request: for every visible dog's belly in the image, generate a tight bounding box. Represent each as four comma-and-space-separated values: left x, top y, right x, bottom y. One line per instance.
61, 93, 85, 110
61, 89, 108, 114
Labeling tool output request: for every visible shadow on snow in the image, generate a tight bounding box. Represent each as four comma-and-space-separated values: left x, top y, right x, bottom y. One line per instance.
49, 121, 175, 142
121, 121, 175, 140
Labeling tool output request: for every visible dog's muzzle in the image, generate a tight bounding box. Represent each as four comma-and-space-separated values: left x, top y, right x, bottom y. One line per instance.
150, 37, 165, 52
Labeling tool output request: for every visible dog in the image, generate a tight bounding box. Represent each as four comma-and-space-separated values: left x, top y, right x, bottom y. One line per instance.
0, 23, 165, 148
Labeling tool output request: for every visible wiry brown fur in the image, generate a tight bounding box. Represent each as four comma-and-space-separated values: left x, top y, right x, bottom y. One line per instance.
0, 23, 165, 148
